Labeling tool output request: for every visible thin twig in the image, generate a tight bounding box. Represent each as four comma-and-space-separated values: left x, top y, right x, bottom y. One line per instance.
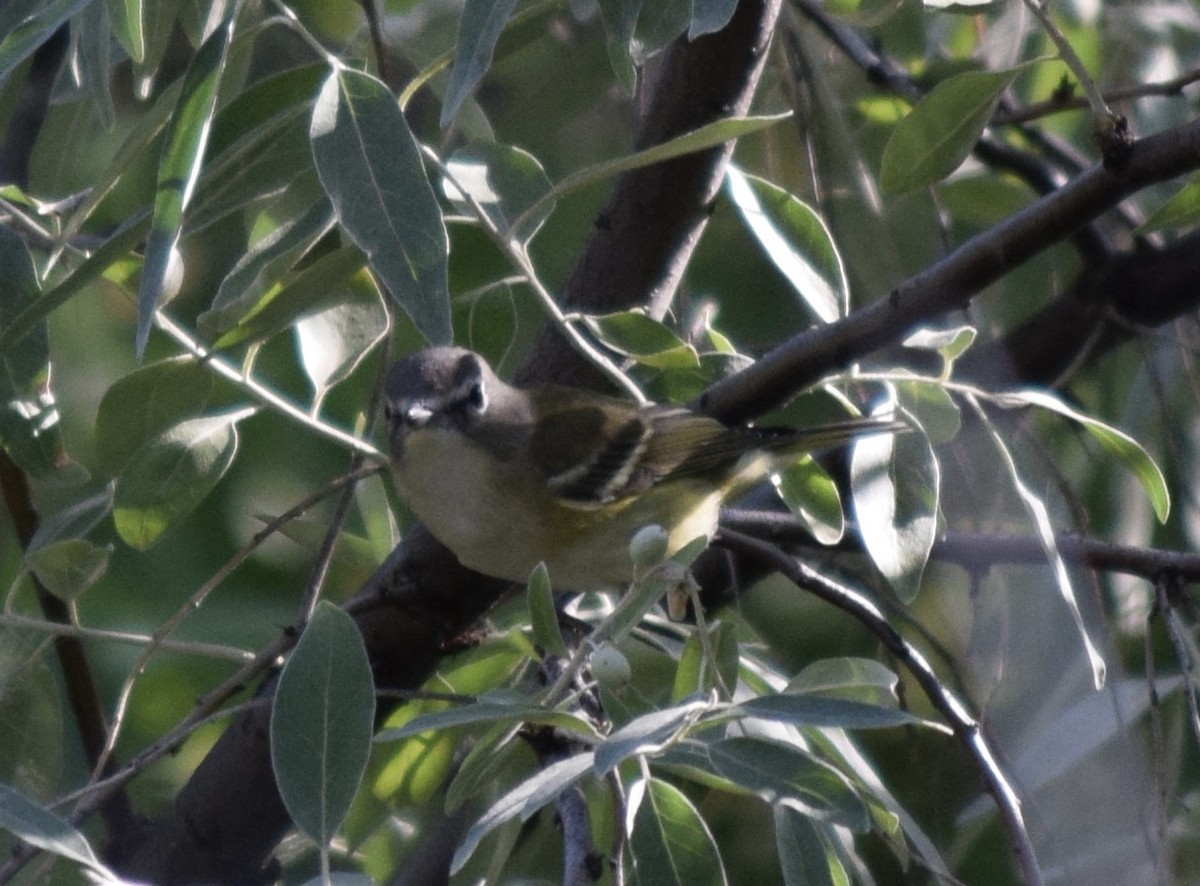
716, 528, 1043, 886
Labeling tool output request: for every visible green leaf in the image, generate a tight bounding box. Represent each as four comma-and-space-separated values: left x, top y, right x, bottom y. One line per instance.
310, 69, 451, 345
0, 226, 71, 479
209, 246, 368, 350
975, 399, 1107, 689
851, 397, 940, 602
441, 0, 520, 126
627, 776, 727, 886
105, 0, 145, 62
295, 285, 389, 406
689, 0, 737, 37
997, 389, 1170, 523
708, 737, 870, 832
204, 199, 336, 335
881, 65, 1030, 193
733, 694, 933, 731
28, 487, 115, 553
0, 782, 105, 872
443, 142, 554, 242
0, 0, 90, 83
452, 752, 594, 873
95, 357, 215, 476
633, 0, 690, 62
894, 379, 961, 445
272, 601, 376, 846
136, 16, 234, 358
771, 455, 845, 545
671, 620, 738, 702
376, 695, 598, 744
512, 113, 790, 235
725, 167, 846, 323
596, 0, 641, 90
1138, 173, 1200, 233
24, 540, 111, 601
527, 562, 567, 656
583, 310, 700, 369
786, 657, 900, 708
774, 804, 845, 886
594, 697, 714, 775
902, 324, 976, 376
113, 408, 253, 550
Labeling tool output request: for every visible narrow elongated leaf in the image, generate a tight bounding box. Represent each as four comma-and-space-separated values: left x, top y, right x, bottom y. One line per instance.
995, 389, 1170, 522
527, 562, 567, 656
311, 69, 451, 345
975, 401, 1107, 689
136, 17, 234, 357
205, 199, 336, 333
708, 737, 870, 832
881, 65, 1029, 193
594, 697, 713, 775
451, 753, 594, 873
596, 0, 641, 90
671, 621, 738, 702
0, 783, 104, 871
851, 398, 939, 602
774, 804, 843, 886
725, 167, 846, 323
377, 698, 597, 744
441, 0, 520, 126
106, 0, 145, 62
627, 776, 727, 886
95, 357, 215, 476
0, 0, 90, 83
272, 601, 376, 846
787, 657, 899, 707
512, 113, 790, 235
1139, 173, 1200, 233
113, 408, 253, 550
209, 246, 367, 350
734, 694, 933, 731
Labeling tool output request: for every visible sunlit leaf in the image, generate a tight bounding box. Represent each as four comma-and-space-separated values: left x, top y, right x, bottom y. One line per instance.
881, 65, 1031, 193
113, 408, 254, 550
443, 142, 554, 242
583, 310, 700, 369
974, 397, 1107, 689
995, 388, 1169, 523
376, 695, 598, 744
772, 455, 845, 545
725, 167, 846, 323
136, 16, 234, 357
734, 694, 934, 731
295, 286, 389, 406
851, 396, 939, 602
311, 69, 451, 345
786, 658, 900, 708
272, 601, 376, 846
671, 620, 739, 701
441, 0, 520, 126
95, 357, 215, 476
894, 379, 961, 445
594, 697, 713, 775
627, 776, 727, 886
1139, 174, 1200, 233
105, 0, 145, 62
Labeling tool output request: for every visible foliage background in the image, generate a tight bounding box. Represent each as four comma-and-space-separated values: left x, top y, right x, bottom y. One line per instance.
3, 0, 1200, 884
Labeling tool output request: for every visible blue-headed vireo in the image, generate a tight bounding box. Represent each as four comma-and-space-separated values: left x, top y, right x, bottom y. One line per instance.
384, 347, 899, 590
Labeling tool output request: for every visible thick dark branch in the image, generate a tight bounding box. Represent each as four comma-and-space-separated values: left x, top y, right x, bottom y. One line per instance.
518, 0, 784, 388
699, 117, 1200, 424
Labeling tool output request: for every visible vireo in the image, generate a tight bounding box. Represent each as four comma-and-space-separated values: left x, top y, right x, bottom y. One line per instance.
384, 347, 899, 590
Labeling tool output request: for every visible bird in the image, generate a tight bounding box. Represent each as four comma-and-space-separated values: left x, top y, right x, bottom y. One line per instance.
383, 346, 900, 590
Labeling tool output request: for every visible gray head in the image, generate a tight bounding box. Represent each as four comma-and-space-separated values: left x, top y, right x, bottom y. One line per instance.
384, 347, 493, 439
